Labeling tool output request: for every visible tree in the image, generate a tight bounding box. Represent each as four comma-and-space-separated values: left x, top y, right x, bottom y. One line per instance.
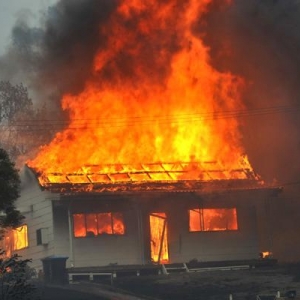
0, 81, 59, 165
0, 150, 36, 300
0, 81, 33, 163
0, 148, 24, 229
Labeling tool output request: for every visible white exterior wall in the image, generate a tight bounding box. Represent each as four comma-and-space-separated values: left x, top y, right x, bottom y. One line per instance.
52, 205, 70, 264
52, 207, 143, 268
152, 191, 264, 264
12, 167, 57, 271
168, 205, 259, 262
72, 234, 141, 267
52, 194, 262, 267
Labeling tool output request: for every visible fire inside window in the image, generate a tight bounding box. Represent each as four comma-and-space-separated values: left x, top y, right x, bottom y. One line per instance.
3, 225, 29, 256
189, 208, 238, 232
73, 213, 125, 237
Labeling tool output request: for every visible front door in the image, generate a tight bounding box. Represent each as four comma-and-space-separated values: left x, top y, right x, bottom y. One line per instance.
149, 212, 169, 264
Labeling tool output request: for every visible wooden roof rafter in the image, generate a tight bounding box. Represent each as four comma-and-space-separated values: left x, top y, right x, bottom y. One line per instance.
32, 161, 259, 189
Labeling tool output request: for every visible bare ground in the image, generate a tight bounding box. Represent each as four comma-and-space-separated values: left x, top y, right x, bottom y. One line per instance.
110, 263, 300, 300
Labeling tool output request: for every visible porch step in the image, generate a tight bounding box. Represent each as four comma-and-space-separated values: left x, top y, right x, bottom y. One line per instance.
161, 262, 251, 275
68, 272, 114, 284
161, 263, 189, 275
188, 264, 250, 272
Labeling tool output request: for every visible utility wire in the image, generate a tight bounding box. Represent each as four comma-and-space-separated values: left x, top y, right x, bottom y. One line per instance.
0, 104, 299, 132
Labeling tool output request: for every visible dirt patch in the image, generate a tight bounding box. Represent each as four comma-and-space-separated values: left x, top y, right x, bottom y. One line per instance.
113, 264, 300, 300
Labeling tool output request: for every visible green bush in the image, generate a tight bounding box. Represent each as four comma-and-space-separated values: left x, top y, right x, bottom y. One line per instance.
0, 251, 37, 300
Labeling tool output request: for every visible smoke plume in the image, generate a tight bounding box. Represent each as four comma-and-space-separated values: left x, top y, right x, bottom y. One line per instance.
0, 0, 118, 109
199, 0, 300, 184
1, 0, 300, 183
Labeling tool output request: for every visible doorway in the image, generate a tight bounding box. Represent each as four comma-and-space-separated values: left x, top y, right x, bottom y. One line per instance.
149, 212, 169, 264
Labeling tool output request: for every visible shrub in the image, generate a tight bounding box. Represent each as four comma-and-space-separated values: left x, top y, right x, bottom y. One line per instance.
0, 251, 36, 300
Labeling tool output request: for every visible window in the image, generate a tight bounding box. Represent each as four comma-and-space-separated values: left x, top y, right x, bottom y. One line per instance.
189, 208, 238, 232
13, 225, 28, 249
73, 212, 125, 237
2, 225, 29, 256
36, 228, 49, 245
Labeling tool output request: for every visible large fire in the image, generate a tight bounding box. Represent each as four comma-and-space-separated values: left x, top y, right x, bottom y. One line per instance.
28, 0, 252, 184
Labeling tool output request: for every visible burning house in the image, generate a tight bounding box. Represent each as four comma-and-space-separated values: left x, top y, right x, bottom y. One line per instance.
9, 162, 280, 274
1, 0, 282, 275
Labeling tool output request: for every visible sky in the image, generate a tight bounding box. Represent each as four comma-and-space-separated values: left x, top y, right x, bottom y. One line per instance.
0, 0, 57, 54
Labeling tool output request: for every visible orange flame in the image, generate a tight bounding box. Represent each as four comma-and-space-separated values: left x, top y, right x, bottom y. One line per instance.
73, 213, 125, 237
28, 0, 252, 182
189, 208, 238, 231
1, 226, 28, 257
150, 213, 169, 263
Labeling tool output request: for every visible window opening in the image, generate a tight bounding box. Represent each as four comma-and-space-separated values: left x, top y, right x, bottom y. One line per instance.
189, 208, 238, 232
1, 225, 29, 256
73, 212, 125, 237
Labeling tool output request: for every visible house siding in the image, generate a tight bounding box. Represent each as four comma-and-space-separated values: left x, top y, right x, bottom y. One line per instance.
49, 194, 261, 267
12, 167, 57, 271
168, 205, 258, 262
52, 206, 142, 268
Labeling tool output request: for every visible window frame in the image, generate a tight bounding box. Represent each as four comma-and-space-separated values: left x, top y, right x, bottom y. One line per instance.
2, 225, 29, 256
72, 212, 126, 238
12, 224, 29, 250
188, 208, 238, 232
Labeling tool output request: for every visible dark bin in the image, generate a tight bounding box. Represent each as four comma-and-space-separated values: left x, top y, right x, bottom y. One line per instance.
41, 256, 68, 285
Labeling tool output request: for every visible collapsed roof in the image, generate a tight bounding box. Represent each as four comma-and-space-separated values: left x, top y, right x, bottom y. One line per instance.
27, 162, 281, 194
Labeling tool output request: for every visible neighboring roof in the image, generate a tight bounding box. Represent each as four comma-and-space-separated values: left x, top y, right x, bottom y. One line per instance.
26, 162, 281, 194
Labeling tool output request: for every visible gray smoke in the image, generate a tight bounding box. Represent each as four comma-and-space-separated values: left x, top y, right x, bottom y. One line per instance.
1, 0, 300, 184
200, 0, 300, 184
0, 0, 118, 110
